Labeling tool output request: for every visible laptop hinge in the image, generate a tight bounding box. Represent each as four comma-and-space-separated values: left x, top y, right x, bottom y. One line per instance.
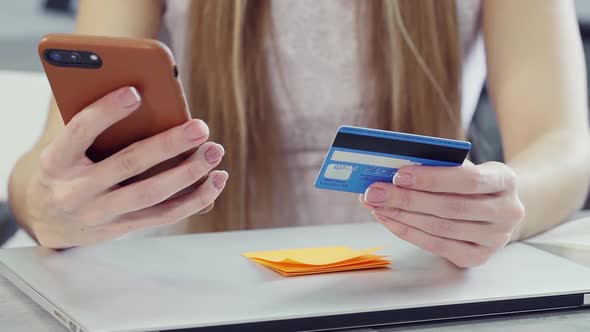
584, 294, 590, 306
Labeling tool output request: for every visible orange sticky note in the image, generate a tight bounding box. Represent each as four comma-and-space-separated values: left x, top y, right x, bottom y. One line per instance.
242, 246, 390, 277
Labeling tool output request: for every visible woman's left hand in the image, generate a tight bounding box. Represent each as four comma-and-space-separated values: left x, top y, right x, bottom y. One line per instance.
361, 161, 525, 268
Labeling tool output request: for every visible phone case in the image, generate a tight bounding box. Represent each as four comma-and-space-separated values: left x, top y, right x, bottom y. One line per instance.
38, 33, 191, 162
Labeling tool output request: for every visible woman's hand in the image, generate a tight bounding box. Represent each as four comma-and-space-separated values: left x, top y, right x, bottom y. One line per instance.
27, 86, 228, 248
361, 161, 525, 268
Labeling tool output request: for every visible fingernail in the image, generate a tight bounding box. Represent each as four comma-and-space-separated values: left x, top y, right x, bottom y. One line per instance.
213, 171, 229, 190
205, 144, 224, 164
118, 87, 141, 108
393, 172, 413, 187
184, 120, 209, 141
364, 187, 388, 204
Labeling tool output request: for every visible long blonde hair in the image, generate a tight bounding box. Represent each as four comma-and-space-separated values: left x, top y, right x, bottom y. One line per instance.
186, 0, 462, 232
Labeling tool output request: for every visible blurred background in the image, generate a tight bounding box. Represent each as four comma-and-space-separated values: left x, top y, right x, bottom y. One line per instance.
0, 1, 76, 72
0, 0, 589, 247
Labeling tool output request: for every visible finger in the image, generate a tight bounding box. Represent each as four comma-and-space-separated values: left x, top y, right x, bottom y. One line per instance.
94, 142, 224, 219
48, 86, 141, 168
88, 118, 210, 192
109, 170, 229, 233
373, 213, 493, 268
197, 202, 215, 215
372, 208, 511, 248
363, 183, 506, 222
392, 162, 517, 195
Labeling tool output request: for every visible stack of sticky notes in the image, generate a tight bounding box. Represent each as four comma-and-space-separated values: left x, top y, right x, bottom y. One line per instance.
242, 246, 390, 277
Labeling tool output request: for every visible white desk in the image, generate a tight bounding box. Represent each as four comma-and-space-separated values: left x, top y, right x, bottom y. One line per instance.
0, 239, 590, 332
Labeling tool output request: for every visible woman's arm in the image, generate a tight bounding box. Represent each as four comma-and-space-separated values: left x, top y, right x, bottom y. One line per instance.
8, 0, 163, 236
10, 0, 226, 248
362, 0, 589, 268
484, 0, 590, 239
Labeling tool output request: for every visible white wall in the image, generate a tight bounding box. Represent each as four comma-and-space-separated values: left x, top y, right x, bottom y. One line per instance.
576, 0, 590, 23
0, 1, 74, 71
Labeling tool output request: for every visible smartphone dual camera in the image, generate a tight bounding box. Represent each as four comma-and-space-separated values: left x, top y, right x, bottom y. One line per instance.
44, 49, 102, 68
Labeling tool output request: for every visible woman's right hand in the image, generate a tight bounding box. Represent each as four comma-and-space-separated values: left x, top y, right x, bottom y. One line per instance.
27, 86, 228, 248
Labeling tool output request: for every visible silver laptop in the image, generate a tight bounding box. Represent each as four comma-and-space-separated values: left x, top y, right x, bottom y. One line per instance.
1, 223, 590, 332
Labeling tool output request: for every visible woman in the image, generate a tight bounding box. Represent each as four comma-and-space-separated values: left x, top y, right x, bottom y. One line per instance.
8, 0, 590, 268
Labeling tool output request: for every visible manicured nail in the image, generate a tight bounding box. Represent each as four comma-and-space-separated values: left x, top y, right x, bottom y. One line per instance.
364, 187, 388, 204
184, 120, 209, 141
205, 144, 224, 164
213, 171, 229, 190
118, 87, 141, 108
393, 172, 413, 187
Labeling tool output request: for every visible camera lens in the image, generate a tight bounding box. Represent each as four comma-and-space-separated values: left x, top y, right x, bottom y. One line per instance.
68, 52, 81, 63
45, 50, 101, 68
48, 51, 62, 62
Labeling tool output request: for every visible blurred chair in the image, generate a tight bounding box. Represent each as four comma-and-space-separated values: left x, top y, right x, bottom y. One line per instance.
0, 204, 17, 245
45, 0, 75, 14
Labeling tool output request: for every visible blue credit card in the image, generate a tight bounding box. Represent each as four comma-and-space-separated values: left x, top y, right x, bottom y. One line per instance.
314, 126, 471, 193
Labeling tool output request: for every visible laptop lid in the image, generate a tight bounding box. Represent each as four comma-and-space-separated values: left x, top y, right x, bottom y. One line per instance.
1, 223, 589, 332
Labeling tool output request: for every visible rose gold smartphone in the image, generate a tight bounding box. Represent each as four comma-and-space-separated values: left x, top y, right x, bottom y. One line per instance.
38, 33, 191, 162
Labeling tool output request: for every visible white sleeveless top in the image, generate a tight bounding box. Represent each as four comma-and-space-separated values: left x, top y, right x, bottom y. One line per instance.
158, 0, 486, 231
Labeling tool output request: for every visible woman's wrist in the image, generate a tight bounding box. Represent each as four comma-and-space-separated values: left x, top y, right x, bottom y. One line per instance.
7, 150, 42, 239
